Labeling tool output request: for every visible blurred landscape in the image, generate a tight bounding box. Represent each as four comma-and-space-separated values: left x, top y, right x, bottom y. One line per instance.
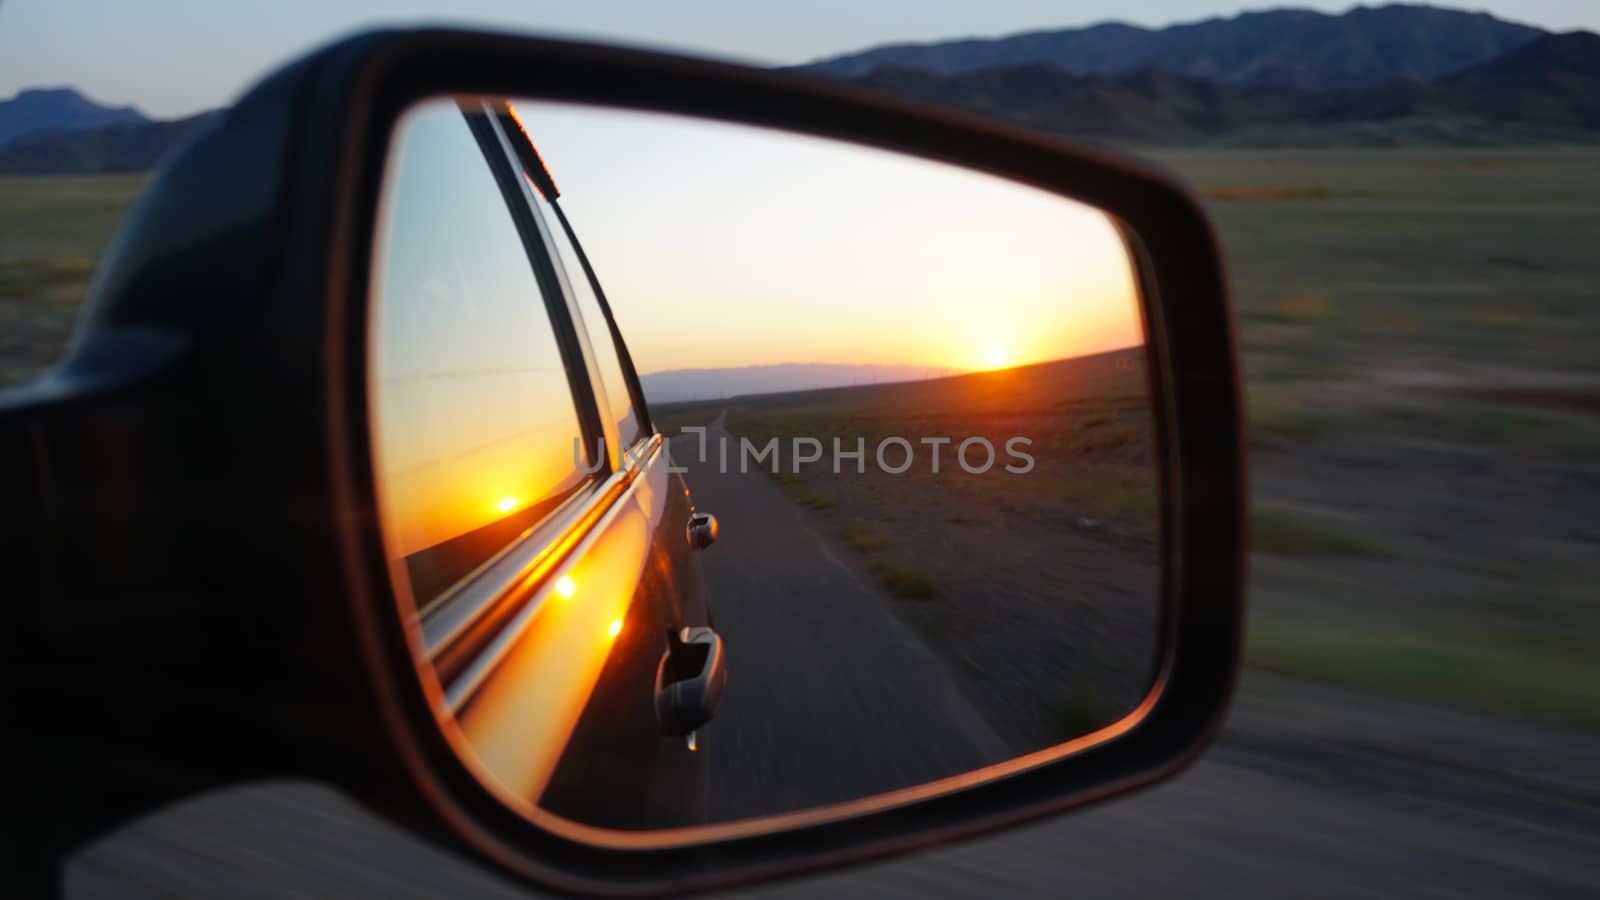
50, 145, 1600, 897
0, 174, 143, 382
6, 137, 1597, 743
6, 145, 1596, 739
1173, 147, 1599, 734
6, 3, 1597, 895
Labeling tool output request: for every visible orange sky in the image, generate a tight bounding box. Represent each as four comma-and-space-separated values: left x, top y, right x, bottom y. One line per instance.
369, 98, 1147, 560
512, 100, 1145, 376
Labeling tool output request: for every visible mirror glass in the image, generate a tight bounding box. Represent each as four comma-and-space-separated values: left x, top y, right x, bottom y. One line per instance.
368, 96, 1161, 836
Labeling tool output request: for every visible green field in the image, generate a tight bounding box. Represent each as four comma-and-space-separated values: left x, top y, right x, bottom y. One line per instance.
0, 175, 146, 383
1150, 148, 1600, 730
4, 151, 1598, 730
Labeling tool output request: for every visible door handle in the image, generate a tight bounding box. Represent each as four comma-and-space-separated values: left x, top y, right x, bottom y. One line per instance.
654, 626, 726, 736
688, 512, 718, 549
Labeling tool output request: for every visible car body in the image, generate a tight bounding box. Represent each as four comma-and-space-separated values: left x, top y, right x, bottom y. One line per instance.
367, 97, 719, 829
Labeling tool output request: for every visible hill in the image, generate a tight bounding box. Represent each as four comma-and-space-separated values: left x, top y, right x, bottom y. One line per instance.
1432, 31, 1600, 129
641, 362, 964, 404
848, 63, 1305, 144
709, 348, 1146, 416
0, 112, 217, 175
801, 4, 1544, 91
844, 31, 1600, 146
3, 7, 1592, 172
0, 88, 147, 145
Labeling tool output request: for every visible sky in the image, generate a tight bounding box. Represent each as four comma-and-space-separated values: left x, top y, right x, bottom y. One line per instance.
503, 99, 1144, 376
3, 1, 1597, 119
368, 98, 1143, 554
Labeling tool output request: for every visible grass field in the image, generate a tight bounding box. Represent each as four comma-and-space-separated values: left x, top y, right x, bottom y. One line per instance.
0, 175, 145, 383
1151, 148, 1600, 730
716, 350, 1162, 752
4, 150, 1598, 731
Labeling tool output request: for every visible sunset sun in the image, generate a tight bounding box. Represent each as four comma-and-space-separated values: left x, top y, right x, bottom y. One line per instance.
983, 345, 1009, 370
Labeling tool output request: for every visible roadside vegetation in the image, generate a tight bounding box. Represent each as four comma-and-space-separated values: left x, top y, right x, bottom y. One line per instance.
1246, 622, 1599, 733
1250, 505, 1392, 558
648, 401, 721, 436
0, 175, 144, 384
1160, 148, 1600, 731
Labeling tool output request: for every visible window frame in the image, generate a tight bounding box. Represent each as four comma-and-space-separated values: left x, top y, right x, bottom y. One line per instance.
537, 193, 647, 455
410, 101, 666, 706
372, 100, 607, 621
456, 104, 612, 475
492, 105, 658, 446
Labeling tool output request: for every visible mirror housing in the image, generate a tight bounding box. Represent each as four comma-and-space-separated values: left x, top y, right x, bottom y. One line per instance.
1, 27, 1244, 896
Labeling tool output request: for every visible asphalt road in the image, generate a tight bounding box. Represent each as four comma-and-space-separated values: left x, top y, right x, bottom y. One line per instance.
676, 415, 1011, 821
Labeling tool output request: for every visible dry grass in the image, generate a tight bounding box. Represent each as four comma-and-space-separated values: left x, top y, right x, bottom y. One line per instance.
1248, 622, 1600, 732
867, 561, 942, 599
836, 521, 891, 553
1251, 505, 1392, 558
1203, 186, 1336, 201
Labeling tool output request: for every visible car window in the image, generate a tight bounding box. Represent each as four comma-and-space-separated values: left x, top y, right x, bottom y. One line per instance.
535, 194, 644, 451
369, 102, 592, 611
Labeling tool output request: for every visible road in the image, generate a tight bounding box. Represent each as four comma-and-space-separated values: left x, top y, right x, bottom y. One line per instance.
63, 415, 1600, 897
677, 414, 1010, 821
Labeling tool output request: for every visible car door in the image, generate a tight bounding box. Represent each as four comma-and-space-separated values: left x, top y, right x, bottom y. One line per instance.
489, 104, 723, 828
367, 98, 712, 831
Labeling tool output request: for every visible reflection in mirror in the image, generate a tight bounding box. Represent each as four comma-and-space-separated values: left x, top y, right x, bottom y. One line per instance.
369, 96, 1160, 838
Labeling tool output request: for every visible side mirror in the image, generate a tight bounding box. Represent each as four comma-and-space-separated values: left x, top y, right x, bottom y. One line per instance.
3, 28, 1244, 897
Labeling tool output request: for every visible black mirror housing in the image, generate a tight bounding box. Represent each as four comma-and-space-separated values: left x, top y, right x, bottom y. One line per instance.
1, 28, 1245, 897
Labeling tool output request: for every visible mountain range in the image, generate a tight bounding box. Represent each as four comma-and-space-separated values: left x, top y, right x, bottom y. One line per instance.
801, 4, 1545, 90
1, 4, 1596, 173
0, 109, 217, 175
641, 363, 961, 404
0, 87, 147, 145
843, 30, 1600, 146
0, 86, 218, 174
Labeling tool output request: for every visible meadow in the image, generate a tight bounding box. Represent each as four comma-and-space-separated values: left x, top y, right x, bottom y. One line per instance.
5, 149, 1598, 731
1153, 148, 1600, 729
0, 175, 145, 383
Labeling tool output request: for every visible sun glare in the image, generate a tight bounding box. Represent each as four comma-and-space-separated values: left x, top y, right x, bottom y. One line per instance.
497, 496, 516, 513
983, 346, 1009, 370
